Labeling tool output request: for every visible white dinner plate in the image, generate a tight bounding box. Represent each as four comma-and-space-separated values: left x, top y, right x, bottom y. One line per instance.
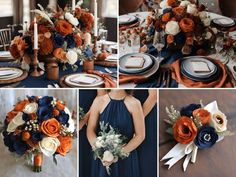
64, 73, 104, 88
213, 17, 235, 27
0, 67, 23, 80
119, 14, 138, 25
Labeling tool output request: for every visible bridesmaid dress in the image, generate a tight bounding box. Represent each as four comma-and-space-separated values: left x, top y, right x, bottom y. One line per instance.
79, 90, 98, 177
134, 90, 157, 177
91, 94, 140, 177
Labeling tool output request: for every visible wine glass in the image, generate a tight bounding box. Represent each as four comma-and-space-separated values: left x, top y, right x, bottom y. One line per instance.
153, 30, 165, 61
99, 29, 108, 42
215, 36, 224, 59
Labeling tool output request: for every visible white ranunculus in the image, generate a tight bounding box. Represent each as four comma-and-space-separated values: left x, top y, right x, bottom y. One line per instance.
210, 111, 228, 132
165, 21, 180, 35
7, 112, 25, 132
203, 18, 211, 26
205, 32, 212, 40
102, 151, 114, 162
65, 12, 79, 26
66, 50, 78, 65
94, 139, 105, 148
39, 137, 60, 156
180, 1, 191, 7
199, 11, 208, 20
160, 0, 170, 9
187, 4, 198, 15
23, 102, 38, 114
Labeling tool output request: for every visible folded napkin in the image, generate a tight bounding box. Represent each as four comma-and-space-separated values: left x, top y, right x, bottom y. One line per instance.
119, 74, 148, 85
94, 61, 117, 67
87, 70, 116, 88
119, 21, 140, 31
171, 58, 232, 88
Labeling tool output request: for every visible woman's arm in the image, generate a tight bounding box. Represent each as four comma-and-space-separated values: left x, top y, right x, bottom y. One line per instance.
122, 99, 145, 154
142, 90, 157, 117
86, 98, 101, 147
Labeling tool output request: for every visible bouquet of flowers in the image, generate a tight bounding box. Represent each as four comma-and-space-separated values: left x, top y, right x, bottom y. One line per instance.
1, 96, 76, 172
9, 2, 94, 70
161, 100, 233, 171
93, 122, 130, 175
144, 0, 218, 55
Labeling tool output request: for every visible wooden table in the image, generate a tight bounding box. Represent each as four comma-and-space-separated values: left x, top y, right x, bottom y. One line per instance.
159, 90, 236, 177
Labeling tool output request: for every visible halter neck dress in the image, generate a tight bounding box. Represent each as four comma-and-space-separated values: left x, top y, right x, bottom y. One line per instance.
91, 94, 140, 177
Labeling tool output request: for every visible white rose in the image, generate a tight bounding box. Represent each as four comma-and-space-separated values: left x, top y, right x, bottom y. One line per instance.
102, 151, 114, 162
212, 28, 218, 34
199, 11, 208, 20
160, 0, 170, 9
180, 1, 191, 7
65, 12, 79, 26
39, 137, 60, 156
7, 112, 25, 133
23, 103, 38, 114
205, 32, 212, 40
203, 18, 211, 26
66, 50, 78, 65
165, 21, 180, 35
210, 111, 228, 132
95, 139, 105, 148
187, 4, 198, 15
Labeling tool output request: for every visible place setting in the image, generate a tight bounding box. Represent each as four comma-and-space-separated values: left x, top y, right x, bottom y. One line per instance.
0, 0, 117, 88
118, 0, 236, 88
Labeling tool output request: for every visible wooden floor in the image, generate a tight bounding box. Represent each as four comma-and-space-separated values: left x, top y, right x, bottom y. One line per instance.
159, 90, 236, 177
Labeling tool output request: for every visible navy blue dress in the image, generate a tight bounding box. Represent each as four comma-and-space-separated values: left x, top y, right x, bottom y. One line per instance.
79, 90, 97, 177
134, 90, 157, 177
91, 95, 140, 177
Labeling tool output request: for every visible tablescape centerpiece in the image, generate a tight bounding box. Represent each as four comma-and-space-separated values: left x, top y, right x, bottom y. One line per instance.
142, 0, 219, 55
93, 122, 130, 175
1, 96, 76, 172
9, 0, 97, 76
161, 100, 233, 171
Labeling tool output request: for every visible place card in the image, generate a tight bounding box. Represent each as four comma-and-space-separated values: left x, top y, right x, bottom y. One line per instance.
70, 76, 97, 84
125, 56, 145, 68
190, 61, 211, 73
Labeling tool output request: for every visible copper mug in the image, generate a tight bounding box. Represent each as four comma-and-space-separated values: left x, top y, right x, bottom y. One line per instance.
46, 63, 59, 80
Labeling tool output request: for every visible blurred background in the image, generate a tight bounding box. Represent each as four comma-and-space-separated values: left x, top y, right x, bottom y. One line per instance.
0, 0, 117, 42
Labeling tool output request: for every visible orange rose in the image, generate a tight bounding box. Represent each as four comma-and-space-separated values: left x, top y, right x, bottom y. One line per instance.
39, 25, 50, 34
79, 12, 94, 32
167, 35, 174, 44
193, 108, 211, 125
56, 20, 73, 36
41, 118, 61, 137
56, 136, 73, 156
74, 34, 83, 47
162, 13, 171, 22
56, 101, 65, 110
186, 37, 194, 45
6, 111, 18, 122
53, 48, 67, 61
14, 100, 30, 111
173, 6, 185, 16
173, 116, 197, 144
39, 37, 54, 55
9, 44, 21, 59
179, 18, 195, 33
167, 0, 177, 7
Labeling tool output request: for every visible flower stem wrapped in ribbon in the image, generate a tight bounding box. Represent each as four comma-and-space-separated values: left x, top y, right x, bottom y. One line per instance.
162, 101, 233, 171
1, 96, 76, 172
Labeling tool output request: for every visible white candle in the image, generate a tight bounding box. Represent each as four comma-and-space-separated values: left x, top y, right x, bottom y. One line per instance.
72, 0, 76, 11
33, 17, 38, 49
94, 0, 98, 37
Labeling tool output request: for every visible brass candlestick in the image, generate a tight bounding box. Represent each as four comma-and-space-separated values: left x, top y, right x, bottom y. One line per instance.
31, 49, 41, 77
93, 36, 98, 55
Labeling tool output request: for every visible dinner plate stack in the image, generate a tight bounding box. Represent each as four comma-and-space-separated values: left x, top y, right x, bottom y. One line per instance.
180, 56, 220, 82
119, 14, 140, 29
64, 73, 104, 88
212, 17, 236, 28
119, 53, 160, 78
0, 67, 23, 81
0, 51, 15, 62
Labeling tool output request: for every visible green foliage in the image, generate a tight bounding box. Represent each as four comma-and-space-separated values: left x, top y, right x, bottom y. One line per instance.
165, 105, 180, 124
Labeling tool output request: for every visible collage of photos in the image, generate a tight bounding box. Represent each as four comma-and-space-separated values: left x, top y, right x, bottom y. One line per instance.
0, 0, 236, 177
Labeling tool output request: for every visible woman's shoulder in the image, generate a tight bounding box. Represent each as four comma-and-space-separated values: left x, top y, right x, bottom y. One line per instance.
125, 95, 142, 107
93, 94, 109, 104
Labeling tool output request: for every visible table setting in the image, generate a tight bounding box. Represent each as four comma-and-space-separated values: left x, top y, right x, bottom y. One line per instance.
0, 0, 117, 88
118, 0, 236, 88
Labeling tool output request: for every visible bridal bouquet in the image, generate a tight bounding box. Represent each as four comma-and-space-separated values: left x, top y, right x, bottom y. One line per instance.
2, 96, 75, 172
93, 122, 129, 175
144, 0, 218, 54
161, 100, 233, 171
9, 2, 94, 70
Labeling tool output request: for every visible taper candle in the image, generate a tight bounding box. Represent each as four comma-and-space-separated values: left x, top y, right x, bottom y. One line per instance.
72, 0, 76, 11
94, 0, 98, 37
34, 17, 38, 49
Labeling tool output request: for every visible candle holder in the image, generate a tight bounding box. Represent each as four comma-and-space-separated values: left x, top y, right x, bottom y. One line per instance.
31, 49, 41, 77
93, 36, 98, 55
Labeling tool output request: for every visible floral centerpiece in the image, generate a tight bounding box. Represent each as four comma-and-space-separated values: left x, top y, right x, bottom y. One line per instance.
9, 2, 95, 71
161, 100, 233, 171
143, 0, 218, 55
93, 122, 130, 175
1, 96, 76, 172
